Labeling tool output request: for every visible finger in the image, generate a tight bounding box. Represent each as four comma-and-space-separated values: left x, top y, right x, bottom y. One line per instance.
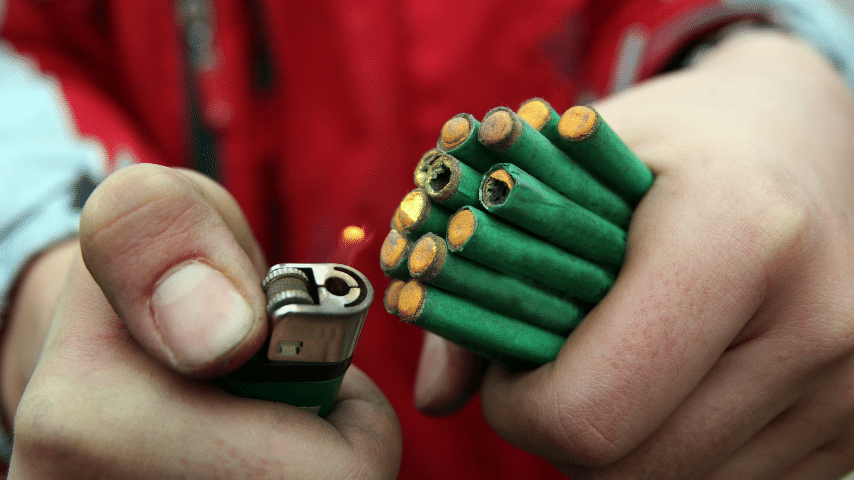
79, 163, 267, 377
326, 365, 403, 479
704, 356, 854, 480
413, 332, 485, 416
479, 157, 776, 465
552, 332, 825, 479
778, 437, 854, 480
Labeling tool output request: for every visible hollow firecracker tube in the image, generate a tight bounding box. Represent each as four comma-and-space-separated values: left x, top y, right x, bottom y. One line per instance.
423, 151, 483, 211
409, 233, 583, 335
481, 163, 627, 270
395, 188, 453, 239
437, 113, 500, 173
517, 97, 561, 141
556, 105, 654, 206
478, 106, 632, 228
380, 229, 413, 280
397, 280, 566, 365
383, 279, 406, 315
447, 207, 615, 304
413, 148, 446, 188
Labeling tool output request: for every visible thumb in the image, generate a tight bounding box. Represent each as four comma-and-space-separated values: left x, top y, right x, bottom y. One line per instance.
414, 332, 485, 416
79, 164, 268, 377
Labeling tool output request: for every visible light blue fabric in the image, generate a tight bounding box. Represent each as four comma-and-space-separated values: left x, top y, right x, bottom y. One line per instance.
0, 43, 105, 315
727, 0, 854, 94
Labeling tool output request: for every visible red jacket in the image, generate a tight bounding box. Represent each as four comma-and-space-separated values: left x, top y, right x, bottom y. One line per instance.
1, 1, 760, 477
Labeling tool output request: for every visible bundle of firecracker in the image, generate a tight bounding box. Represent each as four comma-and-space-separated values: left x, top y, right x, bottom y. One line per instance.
380, 98, 654, 367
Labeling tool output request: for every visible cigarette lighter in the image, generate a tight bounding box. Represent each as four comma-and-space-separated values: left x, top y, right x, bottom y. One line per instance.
218, 263, 373, 416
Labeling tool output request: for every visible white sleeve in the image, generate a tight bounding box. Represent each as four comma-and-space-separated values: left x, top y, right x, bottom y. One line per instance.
0, 43, 107, 316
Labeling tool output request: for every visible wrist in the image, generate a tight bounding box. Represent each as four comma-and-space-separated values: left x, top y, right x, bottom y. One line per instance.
694, 28, 849, 90
696, 28, 854, 174
611, 27, 852, 125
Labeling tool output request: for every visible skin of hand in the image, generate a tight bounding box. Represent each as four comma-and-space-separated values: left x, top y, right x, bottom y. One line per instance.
415, 30, 854, 479
0, 165, 401, 479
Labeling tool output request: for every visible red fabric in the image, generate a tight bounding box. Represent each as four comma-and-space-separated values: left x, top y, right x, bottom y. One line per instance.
1, 1, 760, 477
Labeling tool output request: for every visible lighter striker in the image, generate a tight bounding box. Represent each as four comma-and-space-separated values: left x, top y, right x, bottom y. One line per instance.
218, 263, 373, 416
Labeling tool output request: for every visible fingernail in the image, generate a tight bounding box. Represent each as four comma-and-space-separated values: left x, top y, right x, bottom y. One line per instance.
151, 260, 254, 367
414, 333, 446, 410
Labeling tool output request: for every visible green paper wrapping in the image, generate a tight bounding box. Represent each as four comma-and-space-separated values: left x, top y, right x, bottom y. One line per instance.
481, 163, 626, 270
478, 106, 632, 228
409, 233, 584, 335
437, 113, 500, 173
398, 281, 565, 365
380, 229, 413, 280
555, 105, 654, 206
447, 207, 615, 304
517, 97, 561, 142
423, 151, 483, 211
383, 279, 406, 315
395, 188, 453, 238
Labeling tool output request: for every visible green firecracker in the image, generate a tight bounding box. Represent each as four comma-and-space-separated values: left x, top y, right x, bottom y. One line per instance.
481, 163, 626, 270
437, 113, 500, 173
423, 152, 483, 211
555, 105, 654, 206
517, 97, 561, 142
395, 188, 453, 239
380, 229, 413, 280
447, 207, 615, 304
397, 280, 565, 365
409, 233, 584, 335
478, 106, 632, 228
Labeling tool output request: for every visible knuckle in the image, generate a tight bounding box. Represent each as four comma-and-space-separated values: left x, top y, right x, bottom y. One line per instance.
343, 459, 398, 480
482, 379, 637, 468
495, 385, 633, 467
12, 384, 97, 474
705, 171, 818, 290
749, 179, 814, 253
552, 397, 631, 467
345, 427, 401, 479
741, 165, 854, 270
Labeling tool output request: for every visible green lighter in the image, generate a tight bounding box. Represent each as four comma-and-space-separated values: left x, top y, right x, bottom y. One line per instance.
218, 263, 373, 416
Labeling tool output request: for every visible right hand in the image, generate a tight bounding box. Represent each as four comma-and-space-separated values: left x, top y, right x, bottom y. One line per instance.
414, 30, 854, 479
5, 164, 401, 479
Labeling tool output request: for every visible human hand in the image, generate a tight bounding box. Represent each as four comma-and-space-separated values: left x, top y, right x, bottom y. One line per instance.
5, 164, 401, 479
415, 30, 854, 479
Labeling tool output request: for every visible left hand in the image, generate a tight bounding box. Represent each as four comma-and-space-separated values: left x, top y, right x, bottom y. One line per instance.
5, 165, 402, 479
416, 29, 854, 479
